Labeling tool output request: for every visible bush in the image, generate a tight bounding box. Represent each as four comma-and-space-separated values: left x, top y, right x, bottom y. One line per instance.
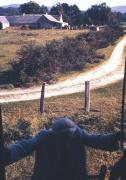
11, 26, 123, 86
11, 38, 98, 86
77, 26, 123, 49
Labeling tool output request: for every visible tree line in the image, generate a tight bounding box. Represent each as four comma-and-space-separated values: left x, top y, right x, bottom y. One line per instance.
0, 1, 126, 26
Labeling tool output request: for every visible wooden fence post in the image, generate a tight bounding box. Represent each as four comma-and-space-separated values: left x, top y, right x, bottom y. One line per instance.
40, 83, 45, 113
84, 81, 90, 112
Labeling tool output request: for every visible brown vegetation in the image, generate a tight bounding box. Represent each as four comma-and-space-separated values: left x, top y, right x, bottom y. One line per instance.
2, 80, 123, 179
0, 29, 86, 72
10, 26, 123, 87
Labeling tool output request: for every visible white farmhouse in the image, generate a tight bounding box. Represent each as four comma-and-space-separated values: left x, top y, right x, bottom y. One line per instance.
0, 16, 10, 29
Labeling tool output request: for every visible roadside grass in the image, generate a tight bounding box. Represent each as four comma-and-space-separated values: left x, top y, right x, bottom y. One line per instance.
0, 29, 87, 72
3, 80, 124, 179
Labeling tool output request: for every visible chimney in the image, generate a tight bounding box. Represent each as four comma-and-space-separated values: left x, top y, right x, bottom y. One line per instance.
60, 14, 63, 23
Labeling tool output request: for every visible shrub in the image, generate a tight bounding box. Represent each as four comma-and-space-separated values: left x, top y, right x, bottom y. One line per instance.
11, 38, 98, 86
77, 26, 123, 49
11, 26, 123, 86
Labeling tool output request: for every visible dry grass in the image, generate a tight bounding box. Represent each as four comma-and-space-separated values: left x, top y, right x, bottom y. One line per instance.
2, 80, 124, 179
0, 28, 122, 74
0, 28, 87, 71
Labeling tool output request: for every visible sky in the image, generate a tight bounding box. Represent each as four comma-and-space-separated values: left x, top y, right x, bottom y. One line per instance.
0, 0, 126, 10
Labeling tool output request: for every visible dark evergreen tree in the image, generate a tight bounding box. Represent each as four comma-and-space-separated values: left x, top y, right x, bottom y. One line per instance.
87, 3, 111, 25
0, 7, 20, 15
19, 1, 40, 14
40, 5, 48, 14
69, 5, 82, 26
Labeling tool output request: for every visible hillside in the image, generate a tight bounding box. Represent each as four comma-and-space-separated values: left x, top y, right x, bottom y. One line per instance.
111, 6, 126, 13
1, 4, 51, 10
0, 4, 20, 8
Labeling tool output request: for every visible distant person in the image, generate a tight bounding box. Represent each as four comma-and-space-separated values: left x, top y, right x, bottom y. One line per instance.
3, 118, 122, 180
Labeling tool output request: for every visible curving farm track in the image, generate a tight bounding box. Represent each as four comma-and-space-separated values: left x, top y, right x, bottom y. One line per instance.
0, 36, 126, 103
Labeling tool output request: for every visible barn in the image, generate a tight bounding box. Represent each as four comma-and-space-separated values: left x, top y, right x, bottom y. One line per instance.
6, 14, 66, 29
0, 16, 10, 29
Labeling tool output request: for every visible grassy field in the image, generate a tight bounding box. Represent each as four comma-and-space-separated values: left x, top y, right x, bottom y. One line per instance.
0, 29, 125, 179
0, 28, 123, 73
0, 28, 87, 72
3, 80, 124, 179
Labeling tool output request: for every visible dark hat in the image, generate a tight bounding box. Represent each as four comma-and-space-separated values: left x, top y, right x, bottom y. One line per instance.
51, 117, 75, 131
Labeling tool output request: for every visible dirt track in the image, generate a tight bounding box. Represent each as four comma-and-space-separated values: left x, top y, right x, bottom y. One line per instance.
0, 36, 126, 103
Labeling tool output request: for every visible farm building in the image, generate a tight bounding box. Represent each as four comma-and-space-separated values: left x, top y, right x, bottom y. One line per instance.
6, 14, 69, 29
54, 14, 69, 28
0, 16, 10, 29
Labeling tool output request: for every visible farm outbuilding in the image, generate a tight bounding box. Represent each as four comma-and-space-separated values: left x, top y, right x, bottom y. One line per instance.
54, 14, 69, 28
6, 14, 68, 29
0, 16, 10, 29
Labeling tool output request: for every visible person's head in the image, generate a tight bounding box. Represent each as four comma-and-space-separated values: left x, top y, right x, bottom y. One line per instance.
51, 117, 76, 131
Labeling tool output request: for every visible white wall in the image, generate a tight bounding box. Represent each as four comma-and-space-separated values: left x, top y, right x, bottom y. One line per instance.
2, 23, 10, 29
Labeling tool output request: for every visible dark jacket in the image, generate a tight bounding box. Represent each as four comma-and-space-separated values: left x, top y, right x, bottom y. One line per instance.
6, 126, 119, 180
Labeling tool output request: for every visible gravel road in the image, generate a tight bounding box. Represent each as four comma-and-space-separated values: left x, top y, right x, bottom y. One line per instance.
0, 36, 126, 103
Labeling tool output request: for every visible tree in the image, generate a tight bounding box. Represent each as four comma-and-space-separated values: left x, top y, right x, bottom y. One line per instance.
50, 3, 63, 15
116, 12, 126, 22
87, 3, 111, 25
50, 3, 70, 23
108, 12, 119, 25
69, 5, 82, 26
0, 7, 20, 15
19, 1, 40, 14
50, 3, 82, 26
40, 5, 48, 14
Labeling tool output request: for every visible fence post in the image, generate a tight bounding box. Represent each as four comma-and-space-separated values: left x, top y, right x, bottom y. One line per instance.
84, 81, 90, 113
40, 82, 45, 113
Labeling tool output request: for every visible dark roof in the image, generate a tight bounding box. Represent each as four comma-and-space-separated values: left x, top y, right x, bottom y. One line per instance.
0, 16, 9, 24
6, 14, 42, 25
6, 14, 61, 25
